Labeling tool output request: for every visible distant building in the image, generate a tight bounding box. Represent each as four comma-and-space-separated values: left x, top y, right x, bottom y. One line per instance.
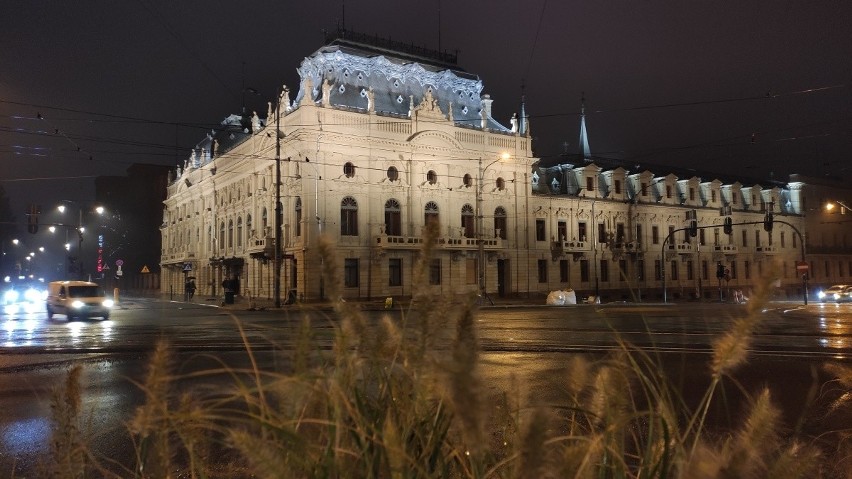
96, 163, 170, 290
160, 32, 848, 303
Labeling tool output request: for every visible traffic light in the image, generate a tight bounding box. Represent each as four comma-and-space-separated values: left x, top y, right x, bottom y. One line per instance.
723, 217, 733, 235
763, 211, 773, 232
716, 262, 725, 279
27, 204, 41, 234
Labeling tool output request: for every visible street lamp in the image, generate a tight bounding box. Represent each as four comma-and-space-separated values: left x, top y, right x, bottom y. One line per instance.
825, 200, 850, 213
477, 153, 510, 302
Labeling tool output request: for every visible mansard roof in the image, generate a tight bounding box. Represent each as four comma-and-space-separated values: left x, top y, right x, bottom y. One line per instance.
294, 40, 510, 132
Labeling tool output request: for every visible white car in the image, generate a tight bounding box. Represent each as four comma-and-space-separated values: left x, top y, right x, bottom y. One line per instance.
818, 284, 850, 303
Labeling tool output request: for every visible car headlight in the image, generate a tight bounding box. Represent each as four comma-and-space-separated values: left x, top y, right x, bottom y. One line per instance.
3, 290, 18, 303
71, 300, 85, 309
102, 299, 114, 308
818, 291, 826, 299
834, 293, 841, 300
24, 288, 42, 303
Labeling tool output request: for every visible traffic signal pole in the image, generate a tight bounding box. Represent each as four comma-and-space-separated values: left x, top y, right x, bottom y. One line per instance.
662, 219, 807, 305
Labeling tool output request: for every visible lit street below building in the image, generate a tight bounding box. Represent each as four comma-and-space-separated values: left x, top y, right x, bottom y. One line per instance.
1, 298, 851, 474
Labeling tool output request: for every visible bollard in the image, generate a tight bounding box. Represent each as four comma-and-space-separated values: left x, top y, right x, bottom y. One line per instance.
113, 288, 120, 304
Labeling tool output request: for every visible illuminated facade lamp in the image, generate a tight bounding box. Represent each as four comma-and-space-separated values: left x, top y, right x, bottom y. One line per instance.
825, 200, 850, 214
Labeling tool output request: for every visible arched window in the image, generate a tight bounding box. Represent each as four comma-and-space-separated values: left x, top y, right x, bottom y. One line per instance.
246, 214, 252, 237
496, 177, 505, 190
228, 219, 234, 248
387, 166, 399, 181
237, 217, 243, 247
425, 201, 439, 228
341, 197, 359, 236
427, 170, 438, 185
494, 206, 507, 239
219, 222, 225, 250
463, 174, 473, 187
385, 199, 402, 236
344, 162, 356, 178
461, 204, 475, 238
262, 208, 268, 233
295, 197, 302, 237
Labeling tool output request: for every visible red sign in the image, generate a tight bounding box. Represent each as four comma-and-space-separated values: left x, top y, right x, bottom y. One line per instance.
796, 261, 809, 272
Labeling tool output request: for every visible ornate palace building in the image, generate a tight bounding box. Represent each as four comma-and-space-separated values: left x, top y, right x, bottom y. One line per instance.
160, 33, 848, 303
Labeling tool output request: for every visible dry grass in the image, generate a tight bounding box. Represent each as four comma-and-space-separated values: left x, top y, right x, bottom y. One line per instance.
26, 241, 852, 478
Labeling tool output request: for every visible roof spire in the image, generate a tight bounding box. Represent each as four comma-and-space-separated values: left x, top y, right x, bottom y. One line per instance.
579, 92, 591, 162
519, 80, 529, 136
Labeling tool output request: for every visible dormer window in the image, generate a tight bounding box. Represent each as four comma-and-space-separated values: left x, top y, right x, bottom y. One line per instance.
689, 188, 695, 201
496, 177, 505, 190
463, 174, 473, 187
732, 192, 738, 204
641, 182, 648, 196
666, 185, 672, 198
614, 180, 622, 194
586, 177, 594, 192
711, 190, 717, 202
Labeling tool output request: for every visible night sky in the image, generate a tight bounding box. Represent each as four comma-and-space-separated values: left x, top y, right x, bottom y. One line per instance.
2, 1, 851, 229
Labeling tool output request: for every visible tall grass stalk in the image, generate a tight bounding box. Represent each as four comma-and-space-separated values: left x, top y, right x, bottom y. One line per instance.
37, 249, 852, 478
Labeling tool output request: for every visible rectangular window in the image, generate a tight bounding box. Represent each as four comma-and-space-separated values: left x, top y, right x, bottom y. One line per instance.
560, 260, 569, 282
538, 260, 548, 283
429, 259, 441, 285
600, 260, 609, 282
598, 223, 607, 243
755, 230, 761, 247
580, 260, 590, 282
701, 260, 708, 280
711, 190, 717, 202
389, 258, 402, 286
744, 260, 751, 279
618, 260, 627, 281
689, 188, 695, 201
558, 221, 567, 242
730, 261, 738, 279
699, 228, 706, 246
792, 233, 797, 248
636, 225, 643, 244
616, 223, 625, 243
536, 219, 546, 241
341, 209, 358, 236
586, 176, 594, 192
714, 228, 720, 245
670, 260, 678, 280
666, 185, 672, 198
578, 222, 588, 242
654, 260, 662, 280
742, 230, 748, 247
614, 179, 622, 194
637, 259, 645, 281
781, 231, 786, 248
344, 258, 359, 287
687, 260, 694, 280
641, 182, 649, 196
668, 225, 675, 248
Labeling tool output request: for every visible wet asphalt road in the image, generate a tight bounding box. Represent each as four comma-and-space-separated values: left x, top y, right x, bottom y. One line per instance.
0, 298, 850, 474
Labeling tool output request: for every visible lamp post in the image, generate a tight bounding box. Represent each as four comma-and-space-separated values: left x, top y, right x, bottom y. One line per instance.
477, 154, 509, 302
273, 86, 288, 308
58, 202, 104, 280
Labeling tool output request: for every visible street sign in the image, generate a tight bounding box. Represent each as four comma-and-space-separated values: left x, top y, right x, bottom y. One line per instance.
116, 259, 124, 267
183, 262, 193, 272
141, 265, 150, 273
796, 261, 809, 272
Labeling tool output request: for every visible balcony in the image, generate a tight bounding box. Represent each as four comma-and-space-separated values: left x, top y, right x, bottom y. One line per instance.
755, 245, 778, 254
675, 243, 694, 254
161, 250, 197, 264
375, 234, 505, 251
